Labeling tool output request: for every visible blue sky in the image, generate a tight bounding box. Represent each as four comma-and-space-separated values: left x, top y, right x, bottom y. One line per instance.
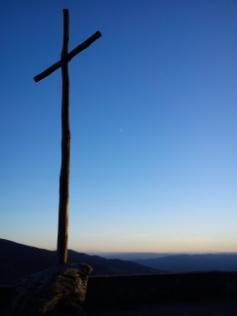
1, 0, 237, 253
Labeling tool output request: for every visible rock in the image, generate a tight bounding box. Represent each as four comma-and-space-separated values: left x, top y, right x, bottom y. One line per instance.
11, 264, 92, 316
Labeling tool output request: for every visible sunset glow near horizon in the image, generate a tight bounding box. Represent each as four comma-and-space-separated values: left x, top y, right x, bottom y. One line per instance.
1, 0, 237, 254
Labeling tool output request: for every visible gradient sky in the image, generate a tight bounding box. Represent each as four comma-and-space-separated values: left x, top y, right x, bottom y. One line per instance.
1, 0, 237, 253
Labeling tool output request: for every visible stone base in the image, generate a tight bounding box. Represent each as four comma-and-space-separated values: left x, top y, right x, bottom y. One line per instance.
11, 264, 92, 316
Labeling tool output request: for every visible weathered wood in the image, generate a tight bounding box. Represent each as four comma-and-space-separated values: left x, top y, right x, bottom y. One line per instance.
34, 31, 101, 82
33, 9, 101, 267
57, 9, 70, 265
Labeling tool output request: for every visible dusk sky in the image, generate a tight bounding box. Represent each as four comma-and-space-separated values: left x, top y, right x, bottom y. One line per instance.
1, 0, 237, 253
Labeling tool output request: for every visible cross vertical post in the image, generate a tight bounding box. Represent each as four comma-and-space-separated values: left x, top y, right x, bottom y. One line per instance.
33, 9, 101, 265
57, 9, 70, 265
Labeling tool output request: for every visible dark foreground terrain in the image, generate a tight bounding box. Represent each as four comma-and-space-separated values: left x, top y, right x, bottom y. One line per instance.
84, 273, 237, 316
86, 272, 237, 305
1, 271, 237, 315
88, 302, 237, 316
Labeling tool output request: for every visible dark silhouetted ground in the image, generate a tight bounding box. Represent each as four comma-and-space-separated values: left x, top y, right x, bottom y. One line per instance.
88, 302, 237, 316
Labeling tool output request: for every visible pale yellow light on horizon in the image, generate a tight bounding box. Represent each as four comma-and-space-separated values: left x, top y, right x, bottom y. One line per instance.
70, 236, 237, 254
6, 234, 237, 254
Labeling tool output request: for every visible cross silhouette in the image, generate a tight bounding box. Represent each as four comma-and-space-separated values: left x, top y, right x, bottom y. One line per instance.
34, 9, 102, 265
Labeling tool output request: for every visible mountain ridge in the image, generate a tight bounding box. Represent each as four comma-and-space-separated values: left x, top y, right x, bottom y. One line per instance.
136, 253, 237, 273
0, 239, 158, 284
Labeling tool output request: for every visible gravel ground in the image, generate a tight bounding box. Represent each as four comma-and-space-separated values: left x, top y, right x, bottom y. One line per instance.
88, 302, 237, 316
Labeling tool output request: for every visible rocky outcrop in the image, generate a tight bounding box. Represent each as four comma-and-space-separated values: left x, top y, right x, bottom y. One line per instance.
11, 264, 92, 316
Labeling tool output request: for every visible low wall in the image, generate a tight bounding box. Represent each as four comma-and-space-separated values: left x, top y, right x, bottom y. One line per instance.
86, 272, 237, 309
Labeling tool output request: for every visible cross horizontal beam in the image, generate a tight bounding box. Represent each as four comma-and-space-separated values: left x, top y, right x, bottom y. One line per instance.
34, 31, 102, 82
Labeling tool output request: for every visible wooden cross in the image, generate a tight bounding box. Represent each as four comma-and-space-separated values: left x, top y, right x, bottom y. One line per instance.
34, 9, 101, 265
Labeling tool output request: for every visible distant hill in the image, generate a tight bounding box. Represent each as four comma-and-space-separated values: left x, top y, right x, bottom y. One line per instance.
137, 254, 237, 273
0, 239, 157, 284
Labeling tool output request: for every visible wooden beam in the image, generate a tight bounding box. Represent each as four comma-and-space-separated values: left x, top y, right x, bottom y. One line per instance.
34, 31, 102, 82
57, 8, 70, 265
